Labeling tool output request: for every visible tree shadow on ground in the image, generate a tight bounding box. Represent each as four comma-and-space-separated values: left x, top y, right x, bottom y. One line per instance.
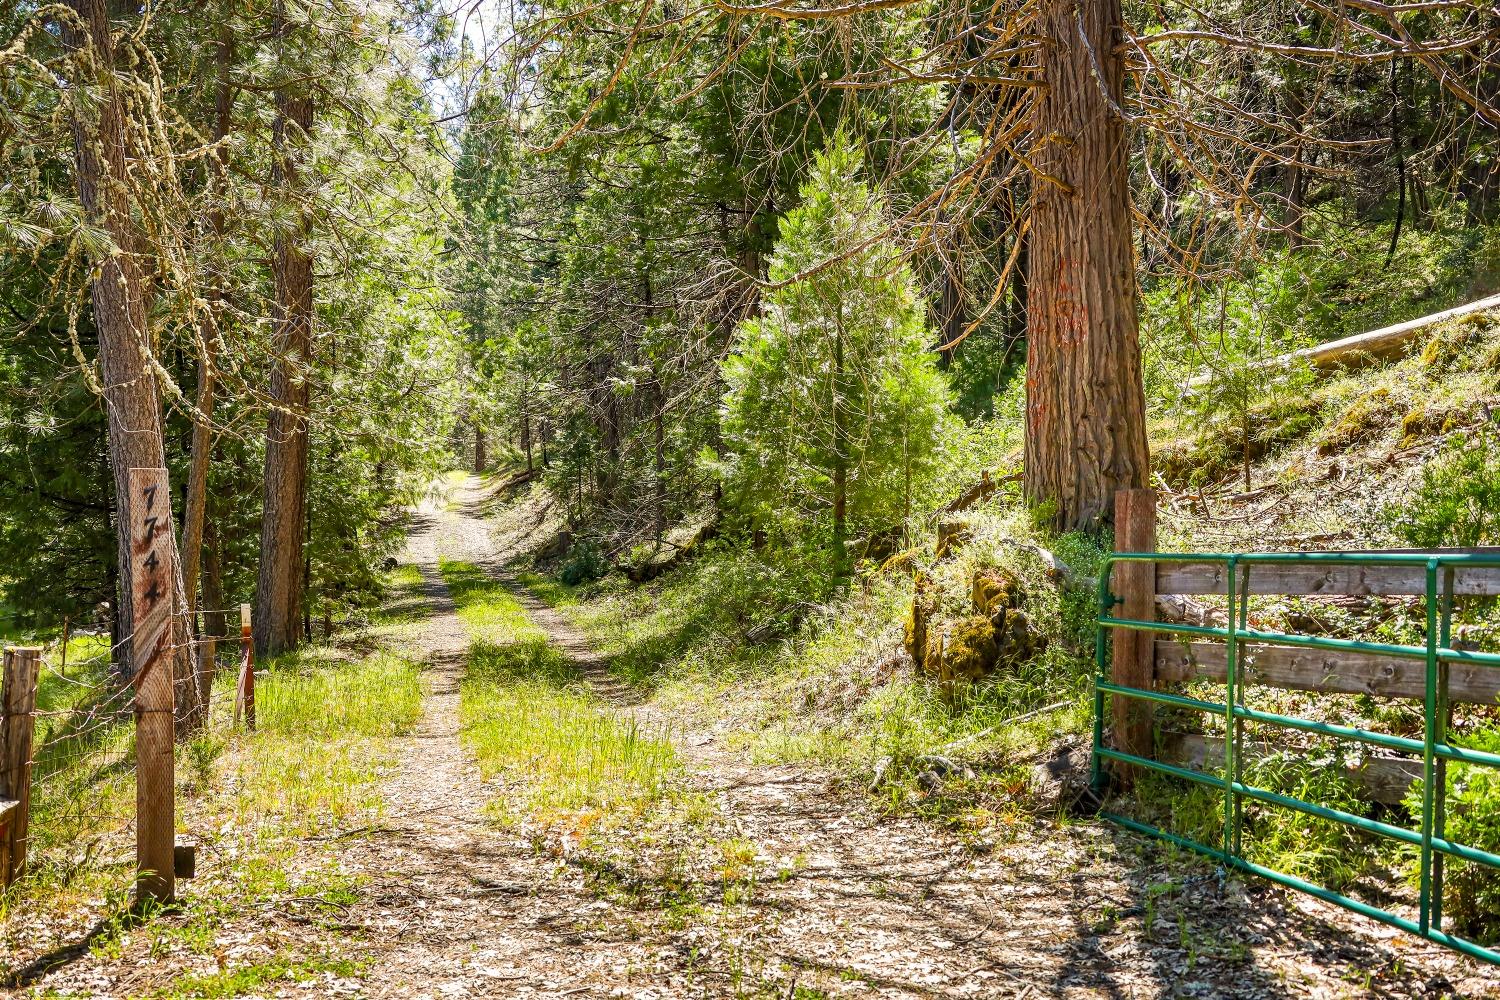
1043, 829, 1486, 999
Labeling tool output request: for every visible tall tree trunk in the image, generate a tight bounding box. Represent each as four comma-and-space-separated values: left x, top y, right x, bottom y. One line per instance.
179, 28, 235, 729
653, 388, 667, 543
474, 424, 487, 474
1025, 0, 1150, 532
937, 240, 965, 369
255, 80, 314, 657
62, 0, 196, 701
201, 509, 227, 642
739, 190, 765, 320
1285, 85, 1307, 250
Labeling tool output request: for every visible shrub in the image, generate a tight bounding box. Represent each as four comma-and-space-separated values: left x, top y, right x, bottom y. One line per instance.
1386, 427, 1500, 547
560, 538, 611, 585
1404, 723, 1500, 944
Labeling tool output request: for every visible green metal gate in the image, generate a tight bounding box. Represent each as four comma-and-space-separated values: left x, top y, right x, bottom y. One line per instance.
1092, 551, 1500, 966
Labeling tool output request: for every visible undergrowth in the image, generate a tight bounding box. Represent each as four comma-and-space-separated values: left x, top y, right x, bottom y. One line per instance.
513, 498, 1109, 827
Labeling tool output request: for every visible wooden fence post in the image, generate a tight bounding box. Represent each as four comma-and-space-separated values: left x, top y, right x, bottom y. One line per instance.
0, 647, 41, 887
237, 603, 254, 732
128, 467, 177, 905
1111, 488, 1157, 787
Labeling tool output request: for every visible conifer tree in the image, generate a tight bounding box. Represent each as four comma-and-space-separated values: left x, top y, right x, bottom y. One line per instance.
720, 138, 950, 567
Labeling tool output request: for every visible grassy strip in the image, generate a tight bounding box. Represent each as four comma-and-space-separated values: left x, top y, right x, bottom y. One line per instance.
441, 559, 678, 827
220, 648, 421, 836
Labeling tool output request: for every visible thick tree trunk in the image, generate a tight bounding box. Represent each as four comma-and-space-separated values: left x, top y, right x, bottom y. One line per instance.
255, 88, 314, 657
474, 424, 487, 474
179, 29, 235, 703
62, 0, 196, 704
1024, 0, 1150, 532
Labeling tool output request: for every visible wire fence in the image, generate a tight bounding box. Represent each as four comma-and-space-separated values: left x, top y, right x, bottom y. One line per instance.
6, 606, 258, 876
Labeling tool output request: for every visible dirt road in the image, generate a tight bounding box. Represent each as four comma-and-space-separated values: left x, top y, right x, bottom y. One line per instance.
334, 479, 1499, 999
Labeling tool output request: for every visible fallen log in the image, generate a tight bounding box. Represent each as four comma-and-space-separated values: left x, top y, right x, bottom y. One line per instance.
1188, 292, 1500, 388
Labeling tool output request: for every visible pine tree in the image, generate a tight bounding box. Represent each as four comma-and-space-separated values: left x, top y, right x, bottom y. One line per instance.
720, 137, 950, 568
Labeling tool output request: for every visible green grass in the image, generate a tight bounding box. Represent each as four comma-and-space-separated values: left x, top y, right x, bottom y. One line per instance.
440, 560, 678, 827
223, 648, 422, 836
148, 954, 364, 999
512, 523, 1105, 824
1, 565, 427, 978
258, 648, 422, 739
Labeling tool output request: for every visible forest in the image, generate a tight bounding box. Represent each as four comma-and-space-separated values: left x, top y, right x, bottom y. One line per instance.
2, 0, 1500, 995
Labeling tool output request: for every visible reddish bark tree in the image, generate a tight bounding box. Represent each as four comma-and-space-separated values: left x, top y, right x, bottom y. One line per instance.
1024, 0, 1150, 531
255, 83, 315, 657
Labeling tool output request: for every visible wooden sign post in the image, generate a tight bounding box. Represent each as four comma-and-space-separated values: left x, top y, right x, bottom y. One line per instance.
129, 467, 177, 905
0, 647, 40, 887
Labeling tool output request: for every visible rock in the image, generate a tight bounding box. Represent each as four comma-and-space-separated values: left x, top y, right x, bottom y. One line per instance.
971, 567, 1023, 621
1029, 738, 1100, 816
845, 526, 904, 564
934, 518, 973, 559
904, 572, 937, 671
935, 615, 999, 684
621, 518, 719, 582
1399, 404, 1467, 448
910, 567, 1044, 684
996, 609, 1044, 665
879, 549, 921, 577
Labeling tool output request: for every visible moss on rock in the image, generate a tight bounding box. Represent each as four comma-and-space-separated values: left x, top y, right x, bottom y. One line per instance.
934, 518, 973, 559
1400, 405, 1469, 449
1315, 387, 1395, 455
904, 572, 936, 672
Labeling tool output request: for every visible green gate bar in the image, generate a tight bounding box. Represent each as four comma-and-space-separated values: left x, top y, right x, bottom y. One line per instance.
1090, 550, 1500, 967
